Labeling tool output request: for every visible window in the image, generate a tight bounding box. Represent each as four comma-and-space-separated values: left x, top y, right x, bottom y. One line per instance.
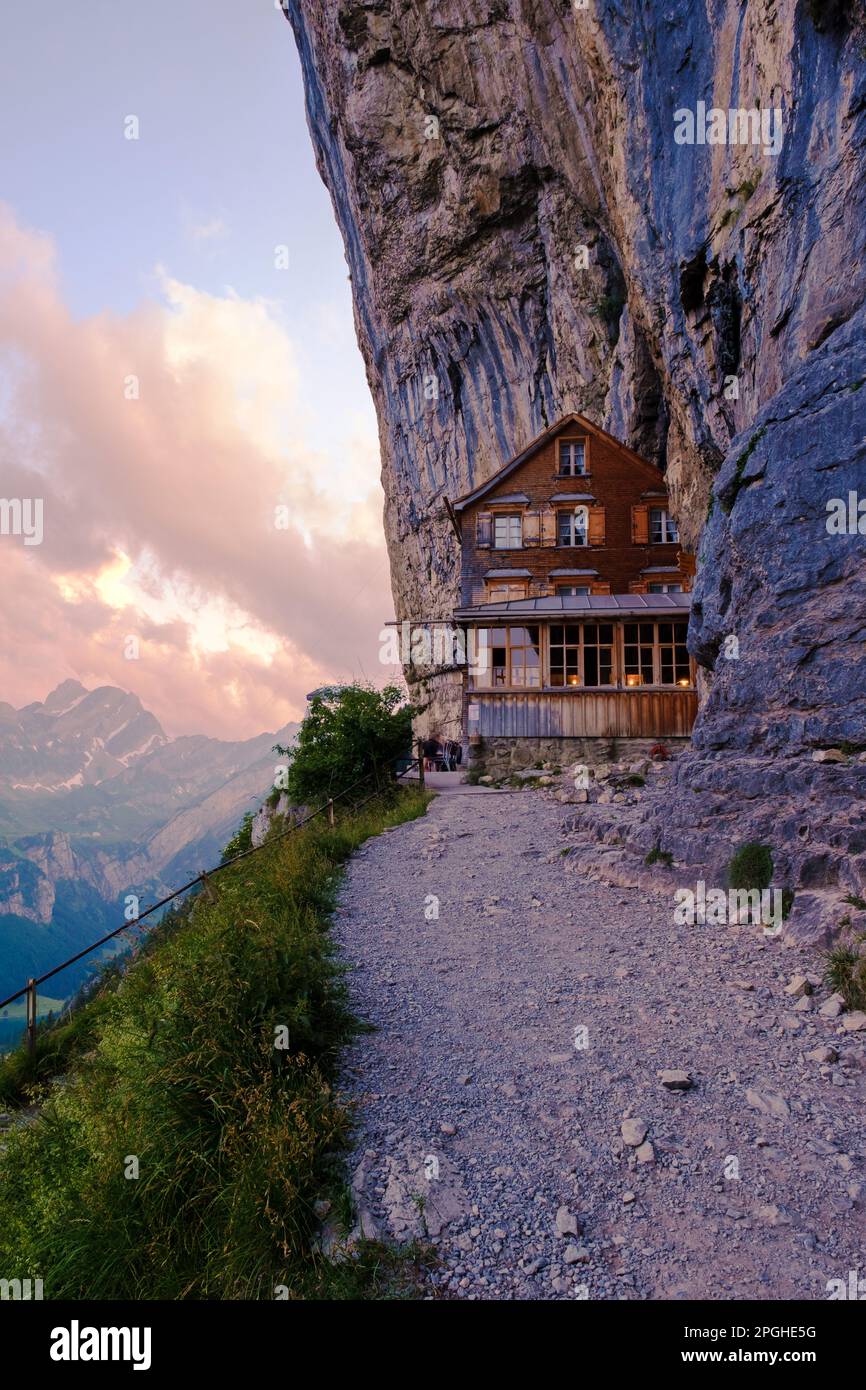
556, 584, 590, 596
623, 621, 691, 686
474, 626, 541, 688
648, 581, 683, 593
558, 439, 587, 476
487, 582, 527, 601
493, 514, 522, 549
557, 508, 588, 547
623, 622, 655, 686
650, 508, 679, 544
658, 622, 691, 686
549, 623, 614, 687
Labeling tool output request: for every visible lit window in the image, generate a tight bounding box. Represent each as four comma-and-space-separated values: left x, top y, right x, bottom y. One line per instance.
623, 621, 691, 686
650, 508, 679, 544
558, 440, 587, 476
549, 623, 614, 688
493, 514, 522, 548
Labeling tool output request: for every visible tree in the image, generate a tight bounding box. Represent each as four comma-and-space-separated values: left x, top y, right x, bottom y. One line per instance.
277, 683, 416, 805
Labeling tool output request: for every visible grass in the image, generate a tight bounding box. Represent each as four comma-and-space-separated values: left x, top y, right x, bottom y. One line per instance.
825, 942, 866, 1012
722, 426, 766, 514
728, 841, 773, 892
0, 786, 431, 1301
645, 845, 673, 868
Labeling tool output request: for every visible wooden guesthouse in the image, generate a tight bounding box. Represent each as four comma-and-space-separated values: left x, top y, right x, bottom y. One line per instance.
446, 413, 698, 750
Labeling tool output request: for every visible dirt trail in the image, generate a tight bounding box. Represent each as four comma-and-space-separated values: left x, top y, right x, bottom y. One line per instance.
333, 789, 866, 1300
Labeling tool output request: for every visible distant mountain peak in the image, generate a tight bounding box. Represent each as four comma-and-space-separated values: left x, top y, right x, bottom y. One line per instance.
42, 679, 89, 714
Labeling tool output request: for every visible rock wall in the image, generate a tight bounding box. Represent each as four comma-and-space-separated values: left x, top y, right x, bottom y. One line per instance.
284, 0, 866, 758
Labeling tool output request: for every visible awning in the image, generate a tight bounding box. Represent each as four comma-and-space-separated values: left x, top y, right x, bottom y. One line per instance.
454, 592, 692, 620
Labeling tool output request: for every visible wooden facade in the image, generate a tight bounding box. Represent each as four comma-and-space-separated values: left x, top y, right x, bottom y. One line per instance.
446, 413, 698, 745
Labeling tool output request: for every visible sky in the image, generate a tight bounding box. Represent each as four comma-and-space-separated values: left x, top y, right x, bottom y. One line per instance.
0, 0, 399, 739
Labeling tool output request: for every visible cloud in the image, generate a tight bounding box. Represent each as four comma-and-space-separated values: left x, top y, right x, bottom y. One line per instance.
0, 206, 400, 737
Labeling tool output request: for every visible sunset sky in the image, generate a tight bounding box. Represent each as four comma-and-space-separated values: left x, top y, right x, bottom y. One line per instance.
0, 1, 398, 739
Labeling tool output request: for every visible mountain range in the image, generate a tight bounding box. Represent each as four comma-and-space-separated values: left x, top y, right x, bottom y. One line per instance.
0, 680, 297, 1014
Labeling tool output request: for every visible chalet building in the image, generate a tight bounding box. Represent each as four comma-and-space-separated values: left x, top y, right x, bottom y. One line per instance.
445, 413, 698, 756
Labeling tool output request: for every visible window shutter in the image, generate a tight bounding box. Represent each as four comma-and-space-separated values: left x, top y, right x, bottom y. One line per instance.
588, 506, 606, 546
631, 504, 649, 544
540, 506, 557, 546
476, 512, 492, 547
522, 509, 540, 546
628, 579, 649, 594
590, 581, 611, 595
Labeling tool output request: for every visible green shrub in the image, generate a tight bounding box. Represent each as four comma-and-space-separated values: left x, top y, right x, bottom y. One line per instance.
825, 943, 866, 1011
728, 841, 773, 892
279, 684, 418, 805
645, 846, 673, 867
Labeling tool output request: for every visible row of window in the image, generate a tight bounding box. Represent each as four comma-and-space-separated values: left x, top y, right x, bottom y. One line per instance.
471, 622, 692, 690
488, 507, 678, 549
487, 580, 684, 600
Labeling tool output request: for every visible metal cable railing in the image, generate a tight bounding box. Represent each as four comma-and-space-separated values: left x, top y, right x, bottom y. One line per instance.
0, 750, 426, 1052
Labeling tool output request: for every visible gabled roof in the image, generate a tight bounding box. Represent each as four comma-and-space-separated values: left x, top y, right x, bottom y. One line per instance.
452, 412, 666, 512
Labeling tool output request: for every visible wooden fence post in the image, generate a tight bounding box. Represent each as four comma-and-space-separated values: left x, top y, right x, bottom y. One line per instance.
25, 978, 36, 1055
417, 741, 425, 789
327, 798, 335, 827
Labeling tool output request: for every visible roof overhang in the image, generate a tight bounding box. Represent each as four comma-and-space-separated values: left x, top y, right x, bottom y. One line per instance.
454, 593, 692, 621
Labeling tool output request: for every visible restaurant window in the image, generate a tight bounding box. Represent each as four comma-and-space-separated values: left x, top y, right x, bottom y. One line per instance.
549, 623, 614, 688
555, 584, 590, 596
473, 626, 541, 688
493, 514, 522, 548
650, 507, 679, 544
623, 621, 691, 686
558, 439, 587, 476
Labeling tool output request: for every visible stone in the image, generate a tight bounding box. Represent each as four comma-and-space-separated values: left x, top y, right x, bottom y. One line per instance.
745, 1088, 790, 1120
440, 1122, 457, 1135
563, 1243, 589, 1265
811, 749, 845, 763
841, 1011, 866, 1032
793, 994, 813, 1012
621, 1118, 648, 1147
784, 975, 812, 997
806, 1045, 839, 1063
635, 1141, 656, 1164
819, 993, 846, 1018
555, 1206, 580, 1238
658, 1069, 693, 1091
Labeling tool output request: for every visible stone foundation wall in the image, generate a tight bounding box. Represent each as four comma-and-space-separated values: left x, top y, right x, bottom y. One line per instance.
469, 735, 689, 780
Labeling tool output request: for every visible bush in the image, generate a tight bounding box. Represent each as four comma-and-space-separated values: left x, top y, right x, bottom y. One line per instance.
278, 684, 417, 806
728, 841, 773, 892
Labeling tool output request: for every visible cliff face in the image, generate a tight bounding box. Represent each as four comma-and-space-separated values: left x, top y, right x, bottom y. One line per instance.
285, 1, 866, 761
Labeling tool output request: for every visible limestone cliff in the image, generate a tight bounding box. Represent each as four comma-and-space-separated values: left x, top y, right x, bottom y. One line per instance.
286, 0, 864, 759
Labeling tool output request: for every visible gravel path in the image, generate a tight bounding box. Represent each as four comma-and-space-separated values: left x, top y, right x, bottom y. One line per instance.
333, 789, 866, 1300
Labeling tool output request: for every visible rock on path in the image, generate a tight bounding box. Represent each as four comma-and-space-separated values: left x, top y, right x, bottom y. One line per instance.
332, 790, 866, 1300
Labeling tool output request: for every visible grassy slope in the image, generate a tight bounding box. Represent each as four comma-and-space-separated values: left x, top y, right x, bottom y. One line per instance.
0, 788, 431, 1300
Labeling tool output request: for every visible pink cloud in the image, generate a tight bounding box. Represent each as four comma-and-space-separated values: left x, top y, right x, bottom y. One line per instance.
0, 207, 400, 736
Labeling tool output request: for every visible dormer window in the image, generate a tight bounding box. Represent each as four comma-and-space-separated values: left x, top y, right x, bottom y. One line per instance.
493, 514, 522, 549
558, 439, 587, 476
650, 507, 678, 543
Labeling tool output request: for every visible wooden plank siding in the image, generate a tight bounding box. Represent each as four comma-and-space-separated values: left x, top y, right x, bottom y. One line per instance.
471, 690, 697, 739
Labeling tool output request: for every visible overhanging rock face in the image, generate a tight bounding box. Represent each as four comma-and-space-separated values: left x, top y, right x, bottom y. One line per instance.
284, 0, 866, 760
